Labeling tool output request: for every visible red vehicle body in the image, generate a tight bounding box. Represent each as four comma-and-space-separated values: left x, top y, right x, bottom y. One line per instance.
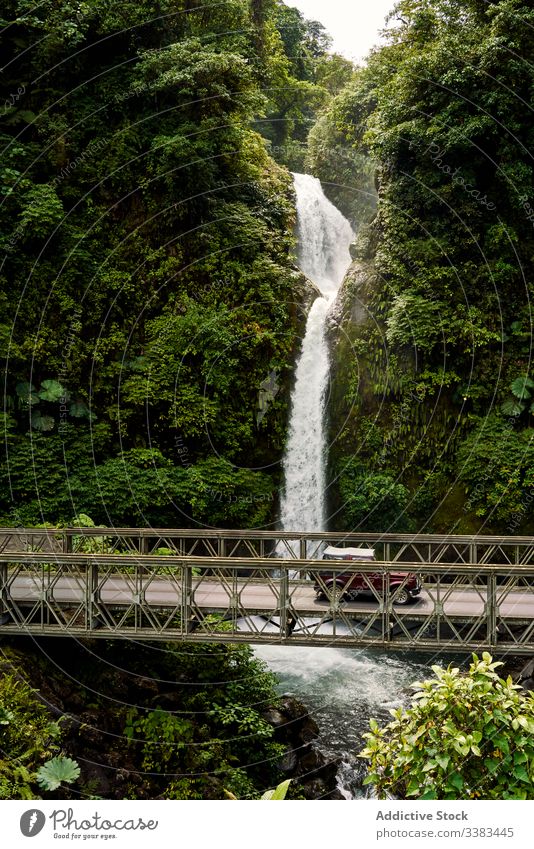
313, 546, 421, 605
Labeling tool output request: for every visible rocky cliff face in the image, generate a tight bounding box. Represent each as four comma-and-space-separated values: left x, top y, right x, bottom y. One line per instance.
326, 256, 379, 524
325, 250, 476, 535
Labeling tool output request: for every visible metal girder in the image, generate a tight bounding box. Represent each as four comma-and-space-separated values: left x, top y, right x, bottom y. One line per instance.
3, 528, 534, 566
1, 550, 534, 653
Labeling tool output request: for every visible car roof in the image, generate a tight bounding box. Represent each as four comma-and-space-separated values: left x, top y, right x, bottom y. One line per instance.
323, 546, 375, 559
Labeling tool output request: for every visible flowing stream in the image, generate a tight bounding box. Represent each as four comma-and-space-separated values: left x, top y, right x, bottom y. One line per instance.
255, 644, 432, 797
259, 174, 434, 798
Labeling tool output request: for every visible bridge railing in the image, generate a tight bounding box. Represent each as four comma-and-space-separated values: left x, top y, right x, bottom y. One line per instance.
1, 552, 534, 654
1, 527, 534, 565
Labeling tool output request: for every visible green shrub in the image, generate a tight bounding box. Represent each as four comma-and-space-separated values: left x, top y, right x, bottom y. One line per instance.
386, 292, 449, 351
360, 653, 534, 800
457, 415, 534, 522
0, 670, 63, 799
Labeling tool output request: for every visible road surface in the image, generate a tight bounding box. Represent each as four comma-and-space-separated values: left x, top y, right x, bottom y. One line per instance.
6, 574, 534, 620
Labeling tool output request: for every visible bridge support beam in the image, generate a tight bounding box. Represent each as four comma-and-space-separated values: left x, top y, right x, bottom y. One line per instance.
181, 564, 193, 634
383, 572, 391, 643
487, 572, 497, 648
0, 561, 8, 617
279, 567, 290, 637
88, 560, 99, 629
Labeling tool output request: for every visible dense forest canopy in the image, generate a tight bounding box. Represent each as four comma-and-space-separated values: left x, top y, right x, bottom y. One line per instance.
313, 0, 534, 533
0, 0, 349, 527
2, 0, 533, 533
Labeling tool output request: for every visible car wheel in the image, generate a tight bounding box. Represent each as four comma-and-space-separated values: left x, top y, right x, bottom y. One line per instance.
392, 587, 411, 605
330, 582, 346, 603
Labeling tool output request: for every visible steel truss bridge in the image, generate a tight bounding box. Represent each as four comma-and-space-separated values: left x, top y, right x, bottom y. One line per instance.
1, 528, 534, 654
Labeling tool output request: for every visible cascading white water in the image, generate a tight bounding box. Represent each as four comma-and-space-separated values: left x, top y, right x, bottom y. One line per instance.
292, 172, 354, 297
260, 174, 440, 799
278, 174, 353, 543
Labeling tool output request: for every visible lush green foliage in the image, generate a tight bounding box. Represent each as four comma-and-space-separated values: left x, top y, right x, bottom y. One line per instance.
0, 0, 319, 529
0, 428, 275, 526
307, 76, 377, 225
264, 3, 354, 169
0, 639, 286, 800
456, 415, 534, 523
118, 641, 284, 800
360, 653, 534, 800
501, 375, 534, 418
338, 462, 413, 533
0, 668, 64, 799
36, 756, 80, 792
322, 0, 534, 532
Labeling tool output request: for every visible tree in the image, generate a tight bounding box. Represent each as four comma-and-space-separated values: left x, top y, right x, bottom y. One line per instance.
0, 0, 303, 528
318, 0, 534, 532
360, 653, 534, 799
263, 2, 352, 160
338, 463, 413, 532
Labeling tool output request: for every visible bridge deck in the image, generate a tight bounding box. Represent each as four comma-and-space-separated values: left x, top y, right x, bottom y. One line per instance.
1, 540, 534, 653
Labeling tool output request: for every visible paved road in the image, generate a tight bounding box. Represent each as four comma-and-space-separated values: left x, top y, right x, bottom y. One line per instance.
6, 574, 534, 620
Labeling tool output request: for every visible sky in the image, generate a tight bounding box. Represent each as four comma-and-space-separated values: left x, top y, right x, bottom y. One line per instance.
287, 0, 397, 63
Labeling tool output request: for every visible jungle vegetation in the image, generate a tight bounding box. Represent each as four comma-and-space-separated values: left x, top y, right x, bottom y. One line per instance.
0, 0, 349, 528
360, 654, 534, 799
0, 0, 348, 804
2, 0, 534, 803
0, 639, 287, 800
311, 0, 534, 533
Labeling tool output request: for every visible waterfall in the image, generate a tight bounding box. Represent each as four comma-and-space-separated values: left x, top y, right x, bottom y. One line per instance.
278, 174, 354, 547
292, 173, 354, 297
262, 176, 439, 801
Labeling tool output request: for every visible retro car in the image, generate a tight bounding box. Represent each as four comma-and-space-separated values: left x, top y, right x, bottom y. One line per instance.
313, 546, 421, 605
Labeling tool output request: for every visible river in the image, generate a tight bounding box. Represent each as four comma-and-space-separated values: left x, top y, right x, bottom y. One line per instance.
255, 643, 434, 797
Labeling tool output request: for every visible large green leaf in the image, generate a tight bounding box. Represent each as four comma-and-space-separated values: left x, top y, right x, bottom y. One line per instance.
512, 765, 530, 784
446, 772, 464, 792
16, 382, 39, 405
419, 788, 438, 799
36, 756, 80, 791
511, 376, 534, 400
69, 399, 90, 418
38, 379, 68, 402
501, 398, 524, 417
30, 412, 55, 431
261, 779, 291, 800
